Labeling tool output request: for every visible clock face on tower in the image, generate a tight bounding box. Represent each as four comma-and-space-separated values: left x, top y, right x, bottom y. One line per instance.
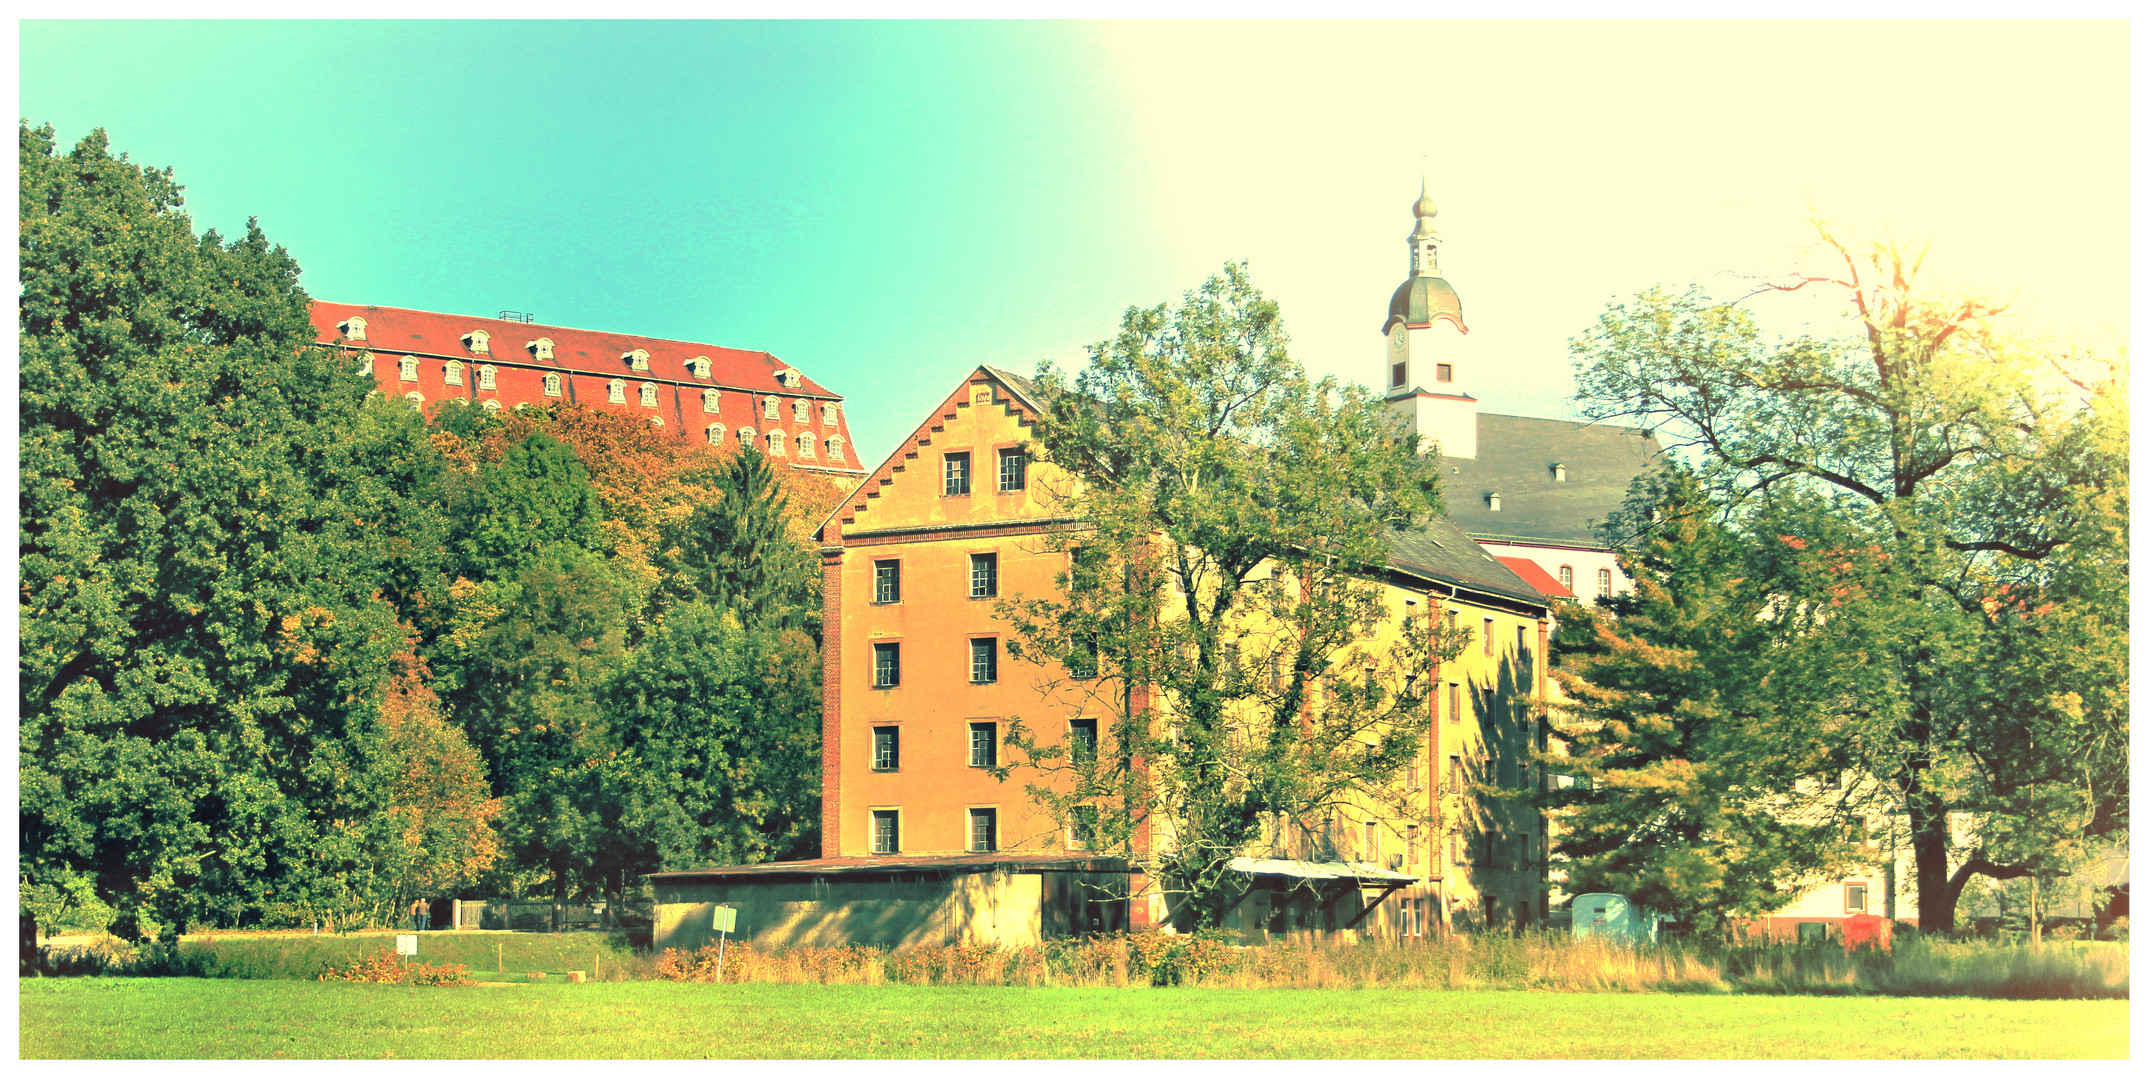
1387, 324, 1408, 388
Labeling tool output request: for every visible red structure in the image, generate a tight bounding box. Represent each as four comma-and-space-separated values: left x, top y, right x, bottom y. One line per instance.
311, 302, 867, 479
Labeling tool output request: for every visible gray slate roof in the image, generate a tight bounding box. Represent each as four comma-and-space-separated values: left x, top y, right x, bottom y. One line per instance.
1440, 413, 1665, 546
1384, 515, 1546, 608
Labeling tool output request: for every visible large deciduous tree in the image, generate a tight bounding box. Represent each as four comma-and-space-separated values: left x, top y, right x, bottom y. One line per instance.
1568, 225, 2127, 932
998, 262, 1457, 929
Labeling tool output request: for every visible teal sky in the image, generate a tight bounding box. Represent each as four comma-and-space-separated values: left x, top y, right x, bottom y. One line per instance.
20, 21, 2129, 468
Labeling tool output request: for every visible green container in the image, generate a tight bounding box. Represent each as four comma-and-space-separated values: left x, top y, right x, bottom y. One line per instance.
1571, 893, 1657, 944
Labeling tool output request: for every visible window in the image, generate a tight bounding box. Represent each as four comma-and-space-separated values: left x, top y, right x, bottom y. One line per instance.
763, 395, 780, 420
1483, 618, 1494, 656
650, 417, 664, 428
969, 722, 997, 769
1070, 806, 1099, 848
768, 429, 786, 456
1596, 568, 1613, 598
640, 382, 659, 407
607, 379, 625, 404
1449, 754, 1464, 791
1845, 882, 1868, 913
968, 808, 998, 853
777, 368, 801, 388
1069, 718, 1098, 763
543, 372, 562, 397
997, 448, 1027, 492
970, 553, 998, 598
1391, 362, 1406, 387
738, 426, 756, 448
1553, 463, 1568, 482
822, 402, 839, 426
702, 388, 720, 413
625, 349, 650, 371
473, 365, 494, 391
404, 391, 424, 408
793, 399, 810, 423
1517, 626, 1532, 660
527, 338, 554, 361
444, 360, 464, 386
337, 316, 367, 341
1364, 821, 1378, 861
872, 643, 900, 688
1449, 831, 1463, 866
706, 424, 725, 445
398, 355, 419, 382
1557, 564, 1574, 592
826, 436, 844, 462
1406, 824, 1419, 865
1488, 492, 1502, 512
873, 560, 901, 604
688, 355, 711, 378
482, 399, 501, 413
797, 432, 815, 458
969, 638, 999, 683
1448, 682, 1462, 724
1068, 635, 1100, 679
943, 452, 971, 496
871, 726, 899, 771
1436, 363, 1453, 383
871, 809, 899, 854
463, 330, 490, 354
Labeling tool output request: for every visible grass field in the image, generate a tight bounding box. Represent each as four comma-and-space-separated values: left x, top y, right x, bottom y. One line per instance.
19, 979, 2128, 1059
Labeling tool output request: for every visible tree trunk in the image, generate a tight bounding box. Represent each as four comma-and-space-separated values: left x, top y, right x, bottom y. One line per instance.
2029, 876, 2042, 945
1909, 788, 1954, 934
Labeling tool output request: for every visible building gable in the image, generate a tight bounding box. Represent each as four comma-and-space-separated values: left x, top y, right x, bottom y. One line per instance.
819, 367, 1057, 542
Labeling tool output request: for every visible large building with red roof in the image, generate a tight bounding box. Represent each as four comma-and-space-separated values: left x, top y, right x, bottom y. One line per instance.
310, 302, 867, 480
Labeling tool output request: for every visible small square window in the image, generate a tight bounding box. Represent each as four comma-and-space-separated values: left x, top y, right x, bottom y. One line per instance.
997, 448, 1027, 492
1845, 882, 1868, 913
871, 809, 899, 854
970, 553, 998, 599
1069, 718, 1098, 763
968, 808, 997, 853
970, 638, 998, 684
871, 726, 899, 771
874, 560, 901, 604
944, 452, 971, 496
872, 643, 900, 688
969, 722, 997, 769
1436, 363, 1453, 383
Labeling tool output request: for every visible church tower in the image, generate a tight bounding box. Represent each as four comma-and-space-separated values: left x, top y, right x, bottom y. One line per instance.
1382, 182, 1477, 458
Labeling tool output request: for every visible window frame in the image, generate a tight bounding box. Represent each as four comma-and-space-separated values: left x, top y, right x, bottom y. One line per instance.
871, 642, 901, 688
826, 435, 844, 462
543, 372, 562, 397
607, 379, 626, 404
871, 725, 900, 772
1844, 881, 1869, 914
706, 424, 725, 445
969, 552, 998, 599
969, 637, 999, 684
872, 560, 901, 605
870, 809, 900, 854
967, 807, 998, 853
398, 355, 419, 382
1436, 363, 1453, 383
996, 447, 1028, 492
1596, 567, 1613, 598
767, 429, 786, 456
444, 360, 464, 386
702, 388, 720, 413
1557, 564, 1574, 592
968, 721, 998, 769
943, 452, 972, 497
1069, 717, 1099, 763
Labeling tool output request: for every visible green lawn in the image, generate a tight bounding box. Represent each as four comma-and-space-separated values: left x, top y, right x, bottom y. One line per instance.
19, 979, 2128, 1059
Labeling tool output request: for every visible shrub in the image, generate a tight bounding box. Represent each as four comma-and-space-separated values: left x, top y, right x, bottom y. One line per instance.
318, 949, 472, 986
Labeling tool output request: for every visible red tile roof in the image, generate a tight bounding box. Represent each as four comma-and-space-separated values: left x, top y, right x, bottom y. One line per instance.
1497, 555, 1572, 598
312, 301, 865, 472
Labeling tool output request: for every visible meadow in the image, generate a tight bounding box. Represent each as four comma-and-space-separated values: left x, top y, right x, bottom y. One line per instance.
18, 979, 2130, 1059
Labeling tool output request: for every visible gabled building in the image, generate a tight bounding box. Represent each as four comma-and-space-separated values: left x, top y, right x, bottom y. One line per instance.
309, 302, 867, 480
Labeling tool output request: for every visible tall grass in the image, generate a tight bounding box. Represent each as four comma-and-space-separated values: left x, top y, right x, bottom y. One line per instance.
27, 930, 644, 981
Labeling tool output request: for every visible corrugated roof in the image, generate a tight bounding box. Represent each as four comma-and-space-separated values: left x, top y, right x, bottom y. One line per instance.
1441, 413, 1665, 546
648, 851, 1131, 881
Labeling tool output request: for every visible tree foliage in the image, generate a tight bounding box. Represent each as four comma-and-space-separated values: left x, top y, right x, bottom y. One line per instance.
998, 262, 1458, 928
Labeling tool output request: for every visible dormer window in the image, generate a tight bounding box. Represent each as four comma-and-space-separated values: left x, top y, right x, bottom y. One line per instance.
477, 365, 497, 391
639, 382, 659, 407
777, 368, 802, 388
1488, 492, 1502, 512
624, 349, 651, 372
767, 429, 786, 456
706, 423, 726, 445
822, 402, 839, 426
1552, 463, 1568, 483
793, 399, 810, 423
826, 435, 844, 462
462, 330, 490, 355
543, 372, 562, 397
797, 432, 815, 458
702, 389, 720, 413
337, 316, 367, 342
607, 379, 625, 404
444, 360, 464, 386
738, 426, 756, 448
527, 338, 555, 361
688, 356, 711, 378
398, 355, 419, 382
763, 395, 780, 420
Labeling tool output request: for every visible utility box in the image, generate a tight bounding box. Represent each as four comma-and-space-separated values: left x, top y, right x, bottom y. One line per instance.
1570, 893, 1657, 945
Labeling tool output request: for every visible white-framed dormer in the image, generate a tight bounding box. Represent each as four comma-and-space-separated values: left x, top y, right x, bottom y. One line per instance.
767, 429, 786, 456
357, 352, 375, 374
624, 349, 651, 372
639, 382, 659, 407
822, 402, 839, 427
607, 379, 626, 404
527, 338, 555, 361
445, 360, 465, 386
398, 355, 419, 382
688, 355, 712, 378
776, 367, 802, 388
337, 316, 368, 342
477, 365, 497, 391
404, 391, 424, 409
542, 372, 562, 397
763, 395, 780, 420
706, 423, 726, 445
701, 388, 720, 413
826, 435, 844, 462
462, 330, 491, 355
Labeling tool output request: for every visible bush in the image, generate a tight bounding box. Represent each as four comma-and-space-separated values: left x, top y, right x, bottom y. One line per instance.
318, 949, 472, 986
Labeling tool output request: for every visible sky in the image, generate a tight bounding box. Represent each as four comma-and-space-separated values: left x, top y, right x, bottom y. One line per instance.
17, 20, 2130, 469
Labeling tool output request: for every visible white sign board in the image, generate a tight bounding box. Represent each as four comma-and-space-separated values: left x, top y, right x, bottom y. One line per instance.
395, 934, 418, 956
713, 905, 737, 933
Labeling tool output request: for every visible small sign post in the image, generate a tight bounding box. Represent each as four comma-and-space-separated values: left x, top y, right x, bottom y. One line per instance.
712, 905, 737, 981
395, 934, 418, 957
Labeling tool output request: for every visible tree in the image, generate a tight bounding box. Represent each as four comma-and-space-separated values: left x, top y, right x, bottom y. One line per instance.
1569, 224, 2127, 932
19, 123, 431, 940
658, 448, 819, 632
997, 262, 1457, 929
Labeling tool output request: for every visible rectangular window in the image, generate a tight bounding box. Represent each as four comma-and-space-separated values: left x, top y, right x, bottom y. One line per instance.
1068, 635, 1100, 679
1448, 682, 1462, 725
1406, 824, 1419, 865
997, 448, 1027, 492
1391, 361, 1406, 388
1845, 882, 1868, 913
1406, 760, 1419, 790
943, 452, 971, 496
1517, 625, 1531, 660
1483, 618, 1494, 656
1363, 821, 1378, 861
970, 553, 998, 598
871, 726, 899, 771
873, 560, 901, 604
1070, 805, 1099, 848
1069, 718, 1099, 763
872, 642, 901, 688
871, 809, 899, 854
1449, 832, 1463, 866
969, 722, 997, 769
1596, 567, 1613, 598
1436, 363, 1453, 383
1557, 565, 1574, 592
968, 807, 998, 852
1449, 754, 1464, 791
970, 638, 998, 684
